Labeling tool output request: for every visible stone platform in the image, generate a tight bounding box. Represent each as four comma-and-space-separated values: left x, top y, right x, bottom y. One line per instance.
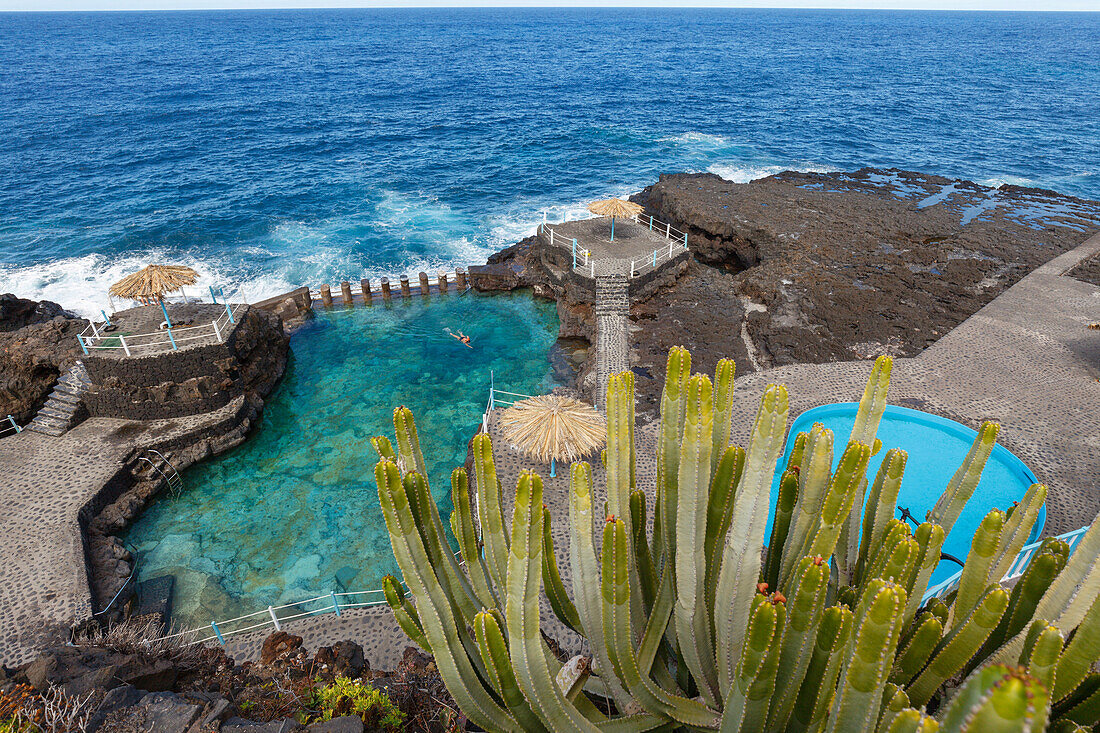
0, 397, 253, 667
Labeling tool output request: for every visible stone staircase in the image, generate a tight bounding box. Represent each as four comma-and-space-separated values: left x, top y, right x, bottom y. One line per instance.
26, 361, 91, 437
594, 274, 631, 409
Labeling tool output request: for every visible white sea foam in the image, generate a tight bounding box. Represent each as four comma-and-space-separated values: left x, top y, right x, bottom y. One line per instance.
977, 175, 1035, 189
0, 250, 299, 318
661, 132, 731, 147
706, 162, 838, 184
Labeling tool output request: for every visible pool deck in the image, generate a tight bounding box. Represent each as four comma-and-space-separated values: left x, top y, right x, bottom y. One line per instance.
0, 397, 253, 667
219, 232, 1100, 665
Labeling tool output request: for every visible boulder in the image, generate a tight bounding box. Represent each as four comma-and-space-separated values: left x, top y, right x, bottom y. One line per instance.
0, 295, 87, 422
259, 631, 303, 666
467, 263, 522, 291
24, 645, 178, 697
313, 641, 366, 678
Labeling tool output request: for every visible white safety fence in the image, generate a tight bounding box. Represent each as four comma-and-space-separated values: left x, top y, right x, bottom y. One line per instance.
921, 524, 1089, 603
0, 415, 21, 439
77, 287, 248, 357
480, 370, 534, 433
539, 213, 689, 279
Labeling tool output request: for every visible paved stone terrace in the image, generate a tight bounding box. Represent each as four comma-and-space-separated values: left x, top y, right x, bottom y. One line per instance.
0, 397, 250, 667
218, 233, 1100, 667
541, 217, 680, 276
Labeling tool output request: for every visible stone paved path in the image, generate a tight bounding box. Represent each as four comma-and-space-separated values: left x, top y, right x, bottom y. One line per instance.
594, 273, 630, 408
217, 233, 1100, 668
0, 397, 250, 666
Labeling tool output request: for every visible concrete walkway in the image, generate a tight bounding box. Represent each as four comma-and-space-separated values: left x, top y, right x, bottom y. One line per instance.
218, 233, 1100, 667
0, 397, 252, 667
594, 274, 631, 408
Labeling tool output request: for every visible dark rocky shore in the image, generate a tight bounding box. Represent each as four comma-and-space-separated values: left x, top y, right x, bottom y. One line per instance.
478, 168, 1100, 413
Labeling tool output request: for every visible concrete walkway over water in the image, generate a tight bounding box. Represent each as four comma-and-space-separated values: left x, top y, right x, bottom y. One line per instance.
221, 233, 1100, 666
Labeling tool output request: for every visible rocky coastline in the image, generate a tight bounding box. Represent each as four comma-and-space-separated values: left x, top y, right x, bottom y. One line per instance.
1, 166, 1098, 730
473, 168, 1100, 414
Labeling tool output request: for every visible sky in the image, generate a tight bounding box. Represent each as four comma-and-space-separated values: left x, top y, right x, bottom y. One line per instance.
4, 0, 1100, 10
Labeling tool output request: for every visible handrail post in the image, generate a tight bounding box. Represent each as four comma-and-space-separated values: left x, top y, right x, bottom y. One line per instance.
268, 605, 281, 631
591, 260, 595, 277
209, 285, 218, 304
119, 334, 131, 357
630, 262, 634, 278
212, 318, 222, 342
550, 228, 554, 248
210, 621, 225, 645
166, 327, 178, 351
649, 215, 653, 230
572, 238, 577, 269
665, 222, 670, 239
77, 334, 89, 356
225, 301, 235, 324
653, 250, 657, 267
669, 242, 673, 259
90, 321, 100, 339
330, 591, 341, 617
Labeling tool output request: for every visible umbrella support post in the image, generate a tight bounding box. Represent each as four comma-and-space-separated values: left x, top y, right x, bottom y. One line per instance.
550, 459, 556, 478
610, 216, 615, 242
166, 328, 178, 351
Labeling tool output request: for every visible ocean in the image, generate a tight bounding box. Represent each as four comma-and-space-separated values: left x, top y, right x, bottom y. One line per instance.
1, 9, 1099, 315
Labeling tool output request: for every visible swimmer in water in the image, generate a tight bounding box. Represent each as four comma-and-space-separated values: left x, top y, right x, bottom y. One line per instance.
447, 328, 473, 348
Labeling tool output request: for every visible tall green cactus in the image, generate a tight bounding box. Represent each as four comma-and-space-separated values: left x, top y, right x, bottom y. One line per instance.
373, 350, 1100, 732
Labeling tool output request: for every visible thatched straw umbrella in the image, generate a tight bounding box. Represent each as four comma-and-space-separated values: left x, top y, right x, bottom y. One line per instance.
587, 198, 644, 243
109, 264, 198, 327
500, 394, 606, 477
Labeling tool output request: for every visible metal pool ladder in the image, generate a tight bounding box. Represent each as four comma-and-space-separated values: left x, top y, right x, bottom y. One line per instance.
139, 449, 184, 499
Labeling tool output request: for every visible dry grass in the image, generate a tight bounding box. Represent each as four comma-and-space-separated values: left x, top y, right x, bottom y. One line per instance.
500, 395, 606, 465
72, 616, 204, 671
0, 684, 98, 733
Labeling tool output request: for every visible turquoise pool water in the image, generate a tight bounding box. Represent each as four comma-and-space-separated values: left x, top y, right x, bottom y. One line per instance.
124, 290, 560, 629
771, 403, 1044, 586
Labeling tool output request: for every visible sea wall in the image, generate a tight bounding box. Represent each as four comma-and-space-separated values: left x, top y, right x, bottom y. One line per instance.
83, 306, 288, 421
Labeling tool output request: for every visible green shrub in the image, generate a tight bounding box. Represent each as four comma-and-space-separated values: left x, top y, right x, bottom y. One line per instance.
311, 677, 404, 731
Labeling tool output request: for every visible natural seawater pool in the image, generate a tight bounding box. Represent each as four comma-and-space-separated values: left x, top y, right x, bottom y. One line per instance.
770, 403, 1044, 587
124, 290, 561, 629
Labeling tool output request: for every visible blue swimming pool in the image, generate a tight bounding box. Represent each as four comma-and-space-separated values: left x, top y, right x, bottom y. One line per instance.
771, 403, 1044, 586
124, 290, 561, 630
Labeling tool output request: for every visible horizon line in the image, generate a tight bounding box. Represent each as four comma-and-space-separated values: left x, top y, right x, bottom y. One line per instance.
4, 5, 1099, 10
4, 2, 1100, 12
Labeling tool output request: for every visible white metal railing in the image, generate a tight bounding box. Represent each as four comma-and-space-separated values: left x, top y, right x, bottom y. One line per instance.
629, 237, 690, 278
539, 223, 594, 276
0, 414, 22, 439
539, 212, 689, 279
77, 287, 248, 357
922, 525, 1090, 603
481, 370, 533, 432
154, 547, 468, 647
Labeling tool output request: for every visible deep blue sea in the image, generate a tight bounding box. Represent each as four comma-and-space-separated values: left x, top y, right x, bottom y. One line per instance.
2, 9, 1099, 314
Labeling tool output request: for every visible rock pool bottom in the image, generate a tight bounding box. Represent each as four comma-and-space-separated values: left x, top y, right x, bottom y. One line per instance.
124, 290, 561, 631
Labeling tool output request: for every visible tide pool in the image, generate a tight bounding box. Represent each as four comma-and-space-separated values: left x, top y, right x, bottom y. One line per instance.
124, 291, 560, 630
